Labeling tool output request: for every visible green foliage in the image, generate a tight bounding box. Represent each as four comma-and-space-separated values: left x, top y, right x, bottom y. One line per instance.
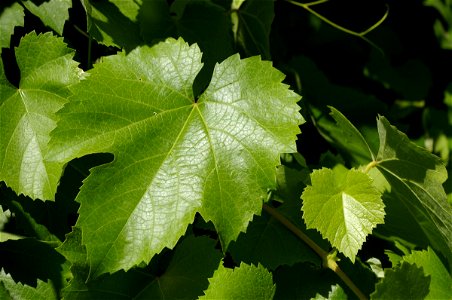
371, 262, 431, 300
1, 0, 451, 299
302, 166, 385, 261
199, 262, 276, 300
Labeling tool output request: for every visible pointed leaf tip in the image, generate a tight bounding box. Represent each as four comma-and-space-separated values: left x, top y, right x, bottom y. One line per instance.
301, 167, 385, 261
47, 37, 303, 277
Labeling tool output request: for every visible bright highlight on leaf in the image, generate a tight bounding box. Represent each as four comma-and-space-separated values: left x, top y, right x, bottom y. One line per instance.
47, 37, 303, 277
0, 269, 57, 300
0, 32, 82, 200
301, 167, 385, 261
199, 263, 275, 300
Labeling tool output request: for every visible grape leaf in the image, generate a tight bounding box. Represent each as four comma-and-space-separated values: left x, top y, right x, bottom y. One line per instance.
301, 166, 385, 261
312, 284, 347, 300
47, 37, 303, 277
82, 0, 142, 51
0, 238, 65, 288
199, 262, 275, 300
0, 31, 83, 200
328, 106, 374, 162
370, 262, 431, 300
59, 231, 221, 300
0, 2, 24, 51
375, 116, 452, 267
0, 270, 57, 300
402, 248, 451, 300
22, 0, 71, 35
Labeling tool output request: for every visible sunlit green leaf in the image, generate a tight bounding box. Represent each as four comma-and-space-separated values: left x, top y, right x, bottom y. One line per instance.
0, 2, 24, 51
47, 37, 303, 277
0, 270, 57, 300
301, 166, 385, 261
199, 263, 275, 300
22, 0, 71, 35
0, 32, 83, 200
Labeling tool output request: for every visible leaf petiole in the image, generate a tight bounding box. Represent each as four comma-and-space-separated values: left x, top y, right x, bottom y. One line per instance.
263, 204, 368, 300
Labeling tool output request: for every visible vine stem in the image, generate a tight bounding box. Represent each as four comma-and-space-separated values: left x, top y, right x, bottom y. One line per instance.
263, 204, 368, 300
285, 0, 389, 52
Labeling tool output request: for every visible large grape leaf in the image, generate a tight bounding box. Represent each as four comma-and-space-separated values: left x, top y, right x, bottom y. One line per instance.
22, 0, 72, 35
0, 32, 83, 200
199, 263, 275, 300
301, 166, 385, 261
47, 37, 303, 277
0, 2, 24, 51
375, 116, 452, 267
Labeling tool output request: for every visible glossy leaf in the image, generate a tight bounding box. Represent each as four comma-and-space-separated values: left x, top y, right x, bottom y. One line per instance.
47, 37, 303, 277
199, 263, 275, 300
301, 166, 385, 261
0, 32, 82, 200
375, 116, 452, 267
22, 0, 71, 35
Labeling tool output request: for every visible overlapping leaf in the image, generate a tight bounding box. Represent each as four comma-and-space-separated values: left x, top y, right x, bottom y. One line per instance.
199, 263, 275, 300
47, 37, 303, 277
0, 2, 24, 51
301, 166, 385, 261
0, 32, 83, 200
402, 248, 451, 300
371, 262, 431, 300
375, 116, 452, 267
0, 270, 57, 300
22, 0, 72, 35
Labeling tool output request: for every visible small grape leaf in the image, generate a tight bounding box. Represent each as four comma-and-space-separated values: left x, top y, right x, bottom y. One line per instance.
0, 31, 83, 200
199, 262, 275, 300
0, 270, 57, 300
402, 248, 451, 300
375, 116, 452, 267
47, 37, 303, 277
301, 166, 385, 261
22, 0, 71, 35
312, 284, 347, 300
0, 2, 24, 51
370, 262, 431, 300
